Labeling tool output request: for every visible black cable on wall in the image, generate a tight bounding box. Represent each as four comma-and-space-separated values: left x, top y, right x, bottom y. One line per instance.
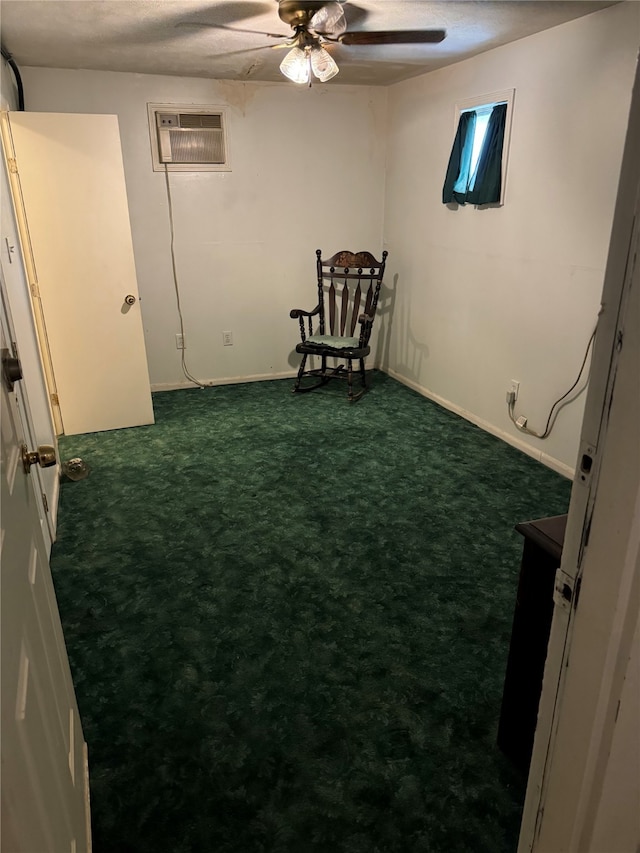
1, 45, 25, 110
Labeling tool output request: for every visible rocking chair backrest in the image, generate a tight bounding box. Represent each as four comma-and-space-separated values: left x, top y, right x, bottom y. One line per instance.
316, 249, 388, 344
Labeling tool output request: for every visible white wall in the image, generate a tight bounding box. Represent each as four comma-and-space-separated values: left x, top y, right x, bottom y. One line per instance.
20, 68, 388, 389
382, 2, 639, 473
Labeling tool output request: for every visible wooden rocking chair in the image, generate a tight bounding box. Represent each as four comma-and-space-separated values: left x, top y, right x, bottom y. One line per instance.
290, 249, 388, 401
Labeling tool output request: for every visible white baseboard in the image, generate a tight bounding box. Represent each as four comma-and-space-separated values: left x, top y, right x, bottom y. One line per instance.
382, 367, 574, 480
151, 370, 297, 393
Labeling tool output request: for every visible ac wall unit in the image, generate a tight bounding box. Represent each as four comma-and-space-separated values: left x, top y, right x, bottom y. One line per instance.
147, 104, 230, 173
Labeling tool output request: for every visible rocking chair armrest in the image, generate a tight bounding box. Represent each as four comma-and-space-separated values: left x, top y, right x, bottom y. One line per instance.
290, 305, 321, 320
358, 312, 375, 327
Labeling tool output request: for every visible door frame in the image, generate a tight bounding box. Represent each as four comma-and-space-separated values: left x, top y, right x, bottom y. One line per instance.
1, 121, 59, 546
1, 110, 63, 435
0, 261, 57, 553
519, 56, 640, 852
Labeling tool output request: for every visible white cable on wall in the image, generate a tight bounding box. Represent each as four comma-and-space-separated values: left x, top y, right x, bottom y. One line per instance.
163, 164, 209, 389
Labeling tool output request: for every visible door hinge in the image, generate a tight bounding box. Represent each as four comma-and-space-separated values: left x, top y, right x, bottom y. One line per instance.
7, 157, 18, 174
42, 492, 49, 513
50, 393, 59, 406
30, 282, 40, 298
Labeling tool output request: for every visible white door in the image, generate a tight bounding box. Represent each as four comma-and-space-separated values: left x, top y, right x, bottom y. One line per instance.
1, 152, 58, 547
1, 295, 90, 850
3, 111, 154, 436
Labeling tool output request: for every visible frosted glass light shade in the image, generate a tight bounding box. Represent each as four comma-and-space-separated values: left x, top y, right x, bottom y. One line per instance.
310, 46, 339, 82
279, 47, 310, 85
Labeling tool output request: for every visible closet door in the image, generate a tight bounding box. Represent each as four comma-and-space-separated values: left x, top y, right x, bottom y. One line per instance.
5, 111, 154, 435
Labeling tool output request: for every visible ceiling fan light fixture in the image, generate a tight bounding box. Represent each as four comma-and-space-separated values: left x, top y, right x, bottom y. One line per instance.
279, 46, 310, 84
310, 45, 339, 82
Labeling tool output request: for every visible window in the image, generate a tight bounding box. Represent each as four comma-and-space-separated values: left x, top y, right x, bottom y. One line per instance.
467, 105, 493, 178
442, 89, 514, 206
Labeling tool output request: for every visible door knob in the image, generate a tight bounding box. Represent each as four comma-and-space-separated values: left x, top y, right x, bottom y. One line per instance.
22, 444, 57, 474
124, 294, 136, 305
2, 347, 23, 391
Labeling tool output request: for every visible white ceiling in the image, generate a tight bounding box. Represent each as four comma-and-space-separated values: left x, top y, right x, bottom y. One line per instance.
0, 0, 618, 87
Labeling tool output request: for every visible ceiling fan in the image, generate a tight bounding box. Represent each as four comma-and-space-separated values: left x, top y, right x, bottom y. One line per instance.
191, 0, 446, 85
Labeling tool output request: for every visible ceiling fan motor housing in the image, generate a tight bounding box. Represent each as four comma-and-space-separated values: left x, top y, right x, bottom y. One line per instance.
278, 0, 332, 27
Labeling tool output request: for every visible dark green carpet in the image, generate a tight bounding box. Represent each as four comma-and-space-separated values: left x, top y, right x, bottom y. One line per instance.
51, 373, 570, 853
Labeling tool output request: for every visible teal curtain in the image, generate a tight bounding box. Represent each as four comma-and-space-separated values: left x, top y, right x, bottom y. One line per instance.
468, 103, 507, 205
442, 110, 476, 204
442, 103, 507, 206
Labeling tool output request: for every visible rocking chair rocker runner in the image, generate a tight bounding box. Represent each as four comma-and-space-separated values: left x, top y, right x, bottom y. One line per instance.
290, 249, 388, 401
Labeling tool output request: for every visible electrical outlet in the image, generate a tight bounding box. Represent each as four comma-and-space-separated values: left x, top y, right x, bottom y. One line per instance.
508, 380, 519, 401
175, 333, 184, 349
222, 331, 233, 347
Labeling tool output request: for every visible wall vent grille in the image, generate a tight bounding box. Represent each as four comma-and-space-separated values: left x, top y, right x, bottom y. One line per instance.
178, 113, 222, 129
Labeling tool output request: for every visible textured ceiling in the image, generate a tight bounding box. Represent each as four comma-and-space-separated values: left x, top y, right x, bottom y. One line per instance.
0, 0, 618, 87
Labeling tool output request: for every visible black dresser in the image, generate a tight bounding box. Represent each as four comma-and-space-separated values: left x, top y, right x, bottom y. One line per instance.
497, 514, 568, 775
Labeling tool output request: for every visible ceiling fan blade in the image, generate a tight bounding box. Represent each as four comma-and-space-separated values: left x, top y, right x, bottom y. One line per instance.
177, 22, 288, 39
340, 30, 446, 46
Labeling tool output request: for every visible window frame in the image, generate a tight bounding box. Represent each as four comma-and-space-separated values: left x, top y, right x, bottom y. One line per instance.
453, 88, 515, 205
